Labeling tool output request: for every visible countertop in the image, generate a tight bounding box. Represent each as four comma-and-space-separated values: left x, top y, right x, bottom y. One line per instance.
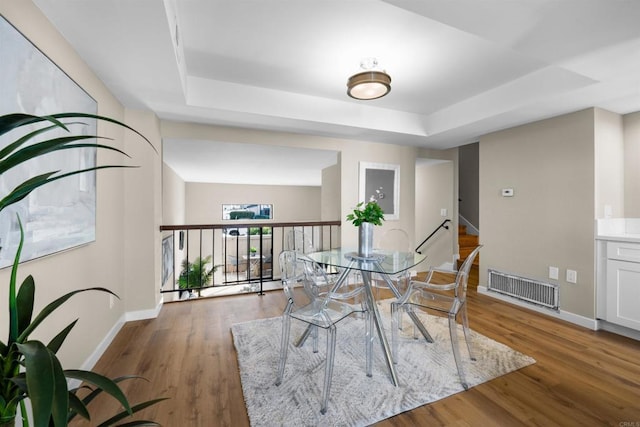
596, 233, 640, 243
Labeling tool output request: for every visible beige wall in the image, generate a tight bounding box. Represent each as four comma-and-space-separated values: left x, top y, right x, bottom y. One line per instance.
161, 120, 419, 248
0, 2, 161, 369
162, 163, 186, 225
184, 182, 321, 223
321, 162, 341, 221
594, 109, 624, 219
480, 109, 596, 318
415, 160, 455, 269
624, 111, 640, 216
123, 110, 163, 313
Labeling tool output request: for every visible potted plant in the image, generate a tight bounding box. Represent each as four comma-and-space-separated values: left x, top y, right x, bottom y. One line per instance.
346, 200, 385, 257
178, 256, 220, 298
0, 113, 165, 426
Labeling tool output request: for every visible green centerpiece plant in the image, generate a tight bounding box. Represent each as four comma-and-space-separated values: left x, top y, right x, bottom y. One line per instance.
346, 200, 385, 226
0, 113, 166, 426
346, 200, 385, 257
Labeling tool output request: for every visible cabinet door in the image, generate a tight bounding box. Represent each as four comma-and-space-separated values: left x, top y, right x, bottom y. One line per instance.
606, 259, 640, 330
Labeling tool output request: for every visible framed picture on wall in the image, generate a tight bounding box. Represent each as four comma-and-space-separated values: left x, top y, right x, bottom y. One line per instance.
161, 234, 174, 289
359, 162, 400, 220
0, 16, 98, 268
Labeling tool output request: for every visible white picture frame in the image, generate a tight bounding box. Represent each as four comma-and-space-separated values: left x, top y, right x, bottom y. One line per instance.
358, 162, 400, 220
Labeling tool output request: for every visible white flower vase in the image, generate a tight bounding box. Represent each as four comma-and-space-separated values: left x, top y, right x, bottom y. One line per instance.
358, 222, 374, 257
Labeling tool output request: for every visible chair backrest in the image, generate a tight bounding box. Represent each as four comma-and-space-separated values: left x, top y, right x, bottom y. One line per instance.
280, 250, 312, 306
285, 229, 316, 254
455, 245, 482, 300
376, 228, 411, 252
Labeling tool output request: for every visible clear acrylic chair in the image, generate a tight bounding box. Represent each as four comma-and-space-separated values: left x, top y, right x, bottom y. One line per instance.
276, 250, 371, 414
285, 228, 316, 254
391, 245, 482, 390
372, 228, 412, 298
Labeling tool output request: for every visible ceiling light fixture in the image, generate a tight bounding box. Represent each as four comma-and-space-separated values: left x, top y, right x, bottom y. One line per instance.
347, 58, 391, 100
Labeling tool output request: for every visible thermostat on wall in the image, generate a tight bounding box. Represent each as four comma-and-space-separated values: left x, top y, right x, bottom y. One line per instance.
501, 188, 514, 197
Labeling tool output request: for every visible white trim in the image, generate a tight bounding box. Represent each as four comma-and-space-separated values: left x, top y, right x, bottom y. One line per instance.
79, 315, 126, 372
124, 297, 164, 322
597, 319, 640, 341
67, 313, 127, 389
477, 286, 598, 330
69, 298, 164, 389
438, 261, 455, 271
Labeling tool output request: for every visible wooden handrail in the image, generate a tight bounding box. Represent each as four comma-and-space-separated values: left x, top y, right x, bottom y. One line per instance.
160, 220, 341, 231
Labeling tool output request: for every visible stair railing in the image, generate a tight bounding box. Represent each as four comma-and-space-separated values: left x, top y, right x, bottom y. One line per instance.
415, 219, 451, 254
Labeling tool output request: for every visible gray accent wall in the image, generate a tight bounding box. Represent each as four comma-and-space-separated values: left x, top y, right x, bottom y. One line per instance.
458, 142, 479, 229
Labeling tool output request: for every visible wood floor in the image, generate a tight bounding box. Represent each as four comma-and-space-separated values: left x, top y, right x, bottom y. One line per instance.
73, 270, 640, 426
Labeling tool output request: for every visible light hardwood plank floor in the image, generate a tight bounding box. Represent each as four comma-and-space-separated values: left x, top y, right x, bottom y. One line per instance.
72, 272, 640, 426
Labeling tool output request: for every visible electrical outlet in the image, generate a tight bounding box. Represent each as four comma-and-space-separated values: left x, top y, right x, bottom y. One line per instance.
549, 266, 559, 280
440, 208, 447, 217
566, 269, 577, 284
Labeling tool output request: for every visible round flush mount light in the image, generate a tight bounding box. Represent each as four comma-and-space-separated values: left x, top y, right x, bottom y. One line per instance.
347, 58, 391, 100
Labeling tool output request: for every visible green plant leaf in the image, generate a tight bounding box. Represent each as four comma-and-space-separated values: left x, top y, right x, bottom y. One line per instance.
8, 217, 25, 344
67, 390, 91, 422
0, 113, 154, 152
96, 398, 168, 427
0, 135, 130, 175
0, 165, 137, 213
0, 122, 59, 160
16, 275, 35, 336
17, 287, 117, 344
16, 341, 68, 427
47, 319, 79, 354
0, 114, 67, 138
64, 370, 133, 416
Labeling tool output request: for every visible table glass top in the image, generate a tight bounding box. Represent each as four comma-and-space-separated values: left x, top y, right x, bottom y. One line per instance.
306, 248, 427, 275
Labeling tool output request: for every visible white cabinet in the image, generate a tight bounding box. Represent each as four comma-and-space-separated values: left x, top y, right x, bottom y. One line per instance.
605, 241, 640, 330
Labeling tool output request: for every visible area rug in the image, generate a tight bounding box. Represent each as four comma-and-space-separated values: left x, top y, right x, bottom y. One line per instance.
231, 301, 535, 426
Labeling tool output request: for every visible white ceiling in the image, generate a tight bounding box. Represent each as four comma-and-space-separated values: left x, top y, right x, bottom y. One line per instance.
32, 0, 640, 185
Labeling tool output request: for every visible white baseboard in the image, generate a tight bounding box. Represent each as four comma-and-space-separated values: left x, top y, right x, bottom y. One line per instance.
438, 262, 455, 271
79, 315, 126, 372
477, 286, 598, 330
124, 297, 164, 322
71, 298, 164, 389
596, 319, 640, 341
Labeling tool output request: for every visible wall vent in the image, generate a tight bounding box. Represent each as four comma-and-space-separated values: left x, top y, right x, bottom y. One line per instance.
487, 269, 559, 310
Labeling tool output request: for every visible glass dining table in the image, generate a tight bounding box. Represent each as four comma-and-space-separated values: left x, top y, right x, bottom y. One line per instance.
306, 248, 432, 386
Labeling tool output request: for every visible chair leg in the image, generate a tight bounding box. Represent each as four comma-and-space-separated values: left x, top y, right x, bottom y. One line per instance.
275, 306, 293, 386
448, 314, 468, 390
365, 308, 373, 376
321, 325, 337, 415
460, 303, 476, 361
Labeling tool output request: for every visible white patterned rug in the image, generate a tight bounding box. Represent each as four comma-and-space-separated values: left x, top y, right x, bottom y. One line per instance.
231, 301, 535, 426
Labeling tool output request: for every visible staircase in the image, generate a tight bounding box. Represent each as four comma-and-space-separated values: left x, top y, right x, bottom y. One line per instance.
458, 224, 479, 288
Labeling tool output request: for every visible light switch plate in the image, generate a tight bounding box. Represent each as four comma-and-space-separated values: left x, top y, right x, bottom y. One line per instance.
549, 266, 559, 280
566, 269, 577, 284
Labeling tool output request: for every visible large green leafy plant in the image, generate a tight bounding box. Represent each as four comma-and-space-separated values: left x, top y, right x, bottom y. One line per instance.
178, 256, 221, 297
0, 113, 165, 426
346, 200, 385, 226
